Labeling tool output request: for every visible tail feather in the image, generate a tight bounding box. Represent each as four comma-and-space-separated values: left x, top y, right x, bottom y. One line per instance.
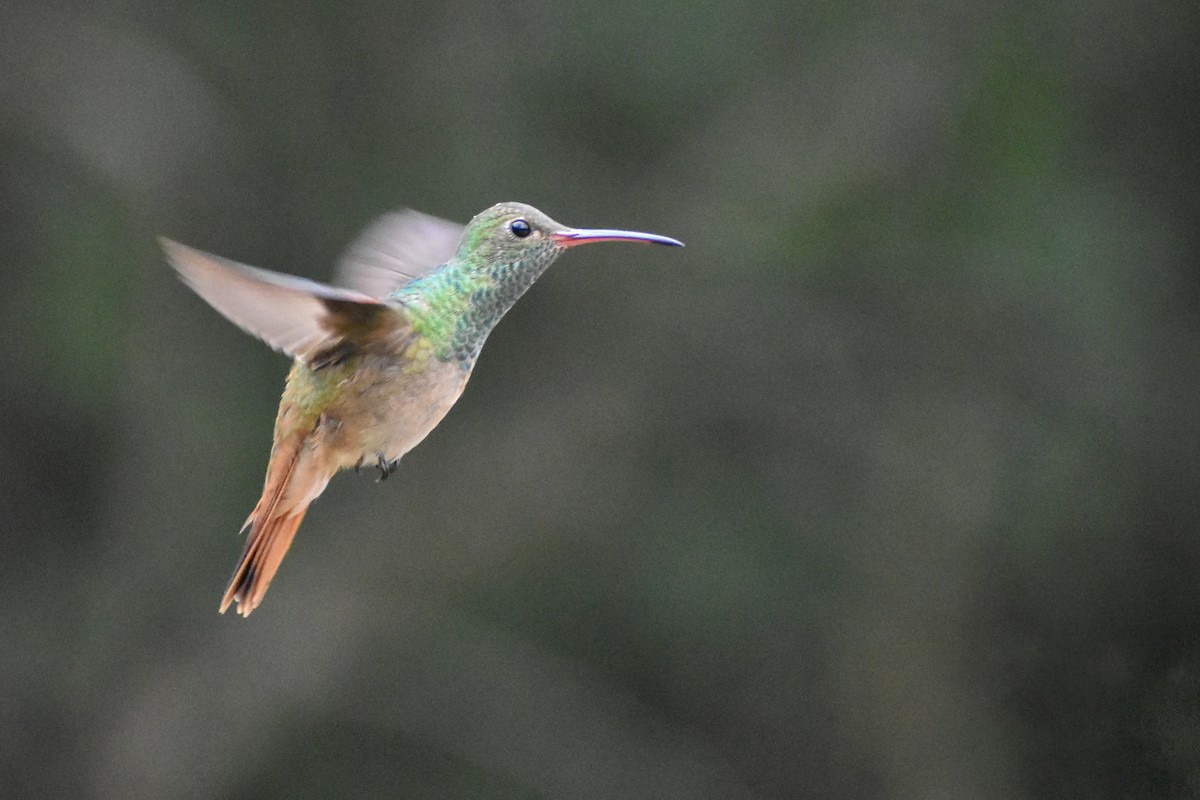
220, 430, 333, 617
220, 507, 309, 616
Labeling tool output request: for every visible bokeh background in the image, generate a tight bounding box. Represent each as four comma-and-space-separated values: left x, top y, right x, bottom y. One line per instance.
3, 1, 1200, 797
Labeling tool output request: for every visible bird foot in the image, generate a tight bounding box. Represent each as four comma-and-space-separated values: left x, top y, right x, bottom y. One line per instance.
375, 455, 400, 482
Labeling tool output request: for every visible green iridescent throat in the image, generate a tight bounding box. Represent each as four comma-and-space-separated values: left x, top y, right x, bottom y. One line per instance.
395, 246, 559, 367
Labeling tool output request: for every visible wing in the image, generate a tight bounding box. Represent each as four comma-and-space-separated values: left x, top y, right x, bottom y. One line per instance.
162, 238, 401, 362
334, 209, 464, 298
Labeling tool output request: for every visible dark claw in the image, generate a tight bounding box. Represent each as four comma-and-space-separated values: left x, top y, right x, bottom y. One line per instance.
374, 456, 401, 482
354, 456, 364, 474
376, 455, 396, 482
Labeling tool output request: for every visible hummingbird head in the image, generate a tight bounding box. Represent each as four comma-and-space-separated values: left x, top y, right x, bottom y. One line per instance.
415, 202, 682, 366
454, 202, 566, 271
454, 202, 684, 273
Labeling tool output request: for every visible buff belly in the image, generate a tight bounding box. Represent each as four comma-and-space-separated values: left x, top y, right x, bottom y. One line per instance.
299, 350, 471, 471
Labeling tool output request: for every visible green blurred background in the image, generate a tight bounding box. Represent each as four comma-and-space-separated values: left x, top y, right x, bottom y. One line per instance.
3, 1, 1200, 797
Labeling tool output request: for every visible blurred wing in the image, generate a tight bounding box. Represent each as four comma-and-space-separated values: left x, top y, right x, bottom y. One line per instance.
334, 209, 464, 298
162, 238, 397, 362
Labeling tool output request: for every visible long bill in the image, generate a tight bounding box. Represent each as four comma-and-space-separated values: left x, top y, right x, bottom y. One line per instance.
552, 228, 684, 248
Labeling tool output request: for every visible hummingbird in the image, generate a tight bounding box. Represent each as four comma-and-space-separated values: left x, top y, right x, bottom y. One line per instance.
163, 202, 682, 616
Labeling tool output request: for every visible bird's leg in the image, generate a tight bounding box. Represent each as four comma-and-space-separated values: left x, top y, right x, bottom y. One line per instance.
374, 455, 401, 482
354, 455, 364, 474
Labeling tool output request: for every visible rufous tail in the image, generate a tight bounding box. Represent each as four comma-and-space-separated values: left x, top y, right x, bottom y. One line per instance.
220, 433, 332, 617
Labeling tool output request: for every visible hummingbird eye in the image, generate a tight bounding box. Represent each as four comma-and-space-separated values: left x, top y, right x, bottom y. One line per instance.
509, 219, 532, 238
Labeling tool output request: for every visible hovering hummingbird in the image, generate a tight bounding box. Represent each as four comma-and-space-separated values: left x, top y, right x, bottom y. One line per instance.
163, 202, 682, 616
